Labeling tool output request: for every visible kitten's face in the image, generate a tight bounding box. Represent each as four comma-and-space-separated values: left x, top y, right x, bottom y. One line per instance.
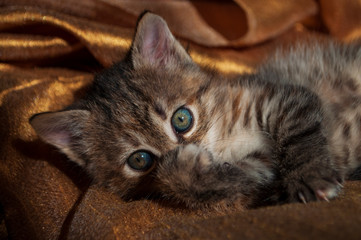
82, 58, 213, 198
30, 13, 270, 208
30, 13, 208, 195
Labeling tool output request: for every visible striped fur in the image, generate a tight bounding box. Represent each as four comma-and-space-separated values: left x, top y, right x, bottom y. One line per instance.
30, 13, 361, 209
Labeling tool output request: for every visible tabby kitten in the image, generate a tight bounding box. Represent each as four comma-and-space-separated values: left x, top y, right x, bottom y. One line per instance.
30, 12, 361, 209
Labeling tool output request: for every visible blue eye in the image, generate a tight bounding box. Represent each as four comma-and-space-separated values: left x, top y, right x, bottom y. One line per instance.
171, 107, 193, 133
127, 151, 154, 171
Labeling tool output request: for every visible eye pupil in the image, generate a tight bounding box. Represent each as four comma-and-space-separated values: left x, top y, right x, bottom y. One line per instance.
127, 151, 153, 171
171, 107, 193, 133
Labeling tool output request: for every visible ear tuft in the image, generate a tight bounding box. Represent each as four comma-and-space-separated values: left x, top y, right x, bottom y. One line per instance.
30, 110, 90, 166
131, 12, 192, 69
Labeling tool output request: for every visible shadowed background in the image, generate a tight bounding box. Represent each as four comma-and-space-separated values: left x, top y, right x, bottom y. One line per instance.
1, 0, 361, 239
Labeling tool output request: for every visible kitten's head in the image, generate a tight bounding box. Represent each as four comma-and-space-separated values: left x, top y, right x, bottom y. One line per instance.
30, 13, 270, 209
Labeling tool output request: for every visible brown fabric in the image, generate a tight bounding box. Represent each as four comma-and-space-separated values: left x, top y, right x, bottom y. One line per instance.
1, 1, 361, 239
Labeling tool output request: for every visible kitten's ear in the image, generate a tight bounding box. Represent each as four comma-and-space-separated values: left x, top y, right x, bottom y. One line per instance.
131, 12, 193, 69
29, 110, 90, 166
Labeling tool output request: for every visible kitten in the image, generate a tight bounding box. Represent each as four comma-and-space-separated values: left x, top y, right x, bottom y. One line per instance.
30, 12, 361, 209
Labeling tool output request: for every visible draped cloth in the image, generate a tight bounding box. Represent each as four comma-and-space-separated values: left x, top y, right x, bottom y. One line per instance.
1, 1, 361, 239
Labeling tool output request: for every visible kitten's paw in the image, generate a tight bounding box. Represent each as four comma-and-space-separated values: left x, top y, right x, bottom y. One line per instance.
287, 174, 343, 203
176, 144, 213, 170
156, 144, 258, 209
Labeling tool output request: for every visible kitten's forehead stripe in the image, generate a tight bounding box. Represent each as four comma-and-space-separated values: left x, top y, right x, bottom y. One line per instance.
196, 82, 211, 99
256, 91, 268, 129
122, 132, 141, 148
342, 122, 351, 139
154, 102, 167, 120
229, 91, 243, 134
243, 102, 252, 127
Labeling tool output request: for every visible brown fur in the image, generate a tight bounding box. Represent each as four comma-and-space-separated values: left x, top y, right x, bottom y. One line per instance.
30, 12, 361, 209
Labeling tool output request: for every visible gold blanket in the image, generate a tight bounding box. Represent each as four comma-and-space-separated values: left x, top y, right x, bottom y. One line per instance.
1, 1, 361, 239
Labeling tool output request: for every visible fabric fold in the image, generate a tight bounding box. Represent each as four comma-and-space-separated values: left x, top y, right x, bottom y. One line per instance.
1, 1, 361, 239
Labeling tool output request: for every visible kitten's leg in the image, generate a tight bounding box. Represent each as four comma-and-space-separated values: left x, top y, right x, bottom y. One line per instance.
270, 88, 343, 203
156, 144, 274, 209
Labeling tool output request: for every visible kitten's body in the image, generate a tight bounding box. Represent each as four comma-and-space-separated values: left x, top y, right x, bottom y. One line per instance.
260, 43, 361, 177
30, 13, 361, 209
